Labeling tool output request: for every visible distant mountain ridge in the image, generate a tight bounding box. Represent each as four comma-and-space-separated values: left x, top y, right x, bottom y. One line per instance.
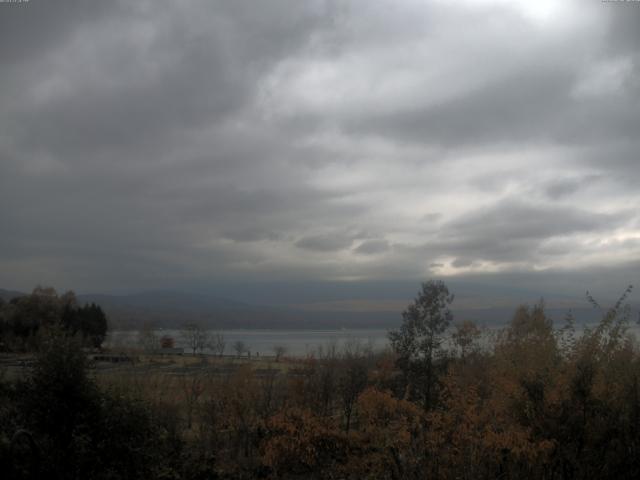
0, 288, 25, 301
1, 288, 635, 330
76, 290, 397, 330
78, 290, 248, 312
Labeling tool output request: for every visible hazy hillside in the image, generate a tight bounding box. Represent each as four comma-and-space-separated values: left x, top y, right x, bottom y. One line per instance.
0, 289, 25, 302
78, 291, 398, 330
2, 287, 627, 330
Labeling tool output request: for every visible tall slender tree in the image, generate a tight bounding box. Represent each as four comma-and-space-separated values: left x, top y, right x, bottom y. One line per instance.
389, 280, 454, 409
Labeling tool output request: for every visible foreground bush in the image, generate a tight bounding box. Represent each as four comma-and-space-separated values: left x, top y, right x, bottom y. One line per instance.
1, 329, 182, 480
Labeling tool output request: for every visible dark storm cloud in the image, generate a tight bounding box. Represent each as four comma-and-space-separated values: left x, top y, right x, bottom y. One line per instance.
604, 3, 640, 55
445, 200, 619, 244
0, 0, 638, 300
393, 198, 632, 270
434, 200, 627, 264
345, 67, 640, 152
451, 258, 474, 268
346, 68, 577, 147
0, 0, 117, 65
296, 234, 355, 252
221, 227, 283, 243
545, 175, 600, 200
0, 0, 345, 286
354, 239, 390, 255
4, 0, 336, 165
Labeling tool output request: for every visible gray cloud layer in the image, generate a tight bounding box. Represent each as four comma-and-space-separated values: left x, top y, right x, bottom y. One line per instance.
1, 0, 639, 302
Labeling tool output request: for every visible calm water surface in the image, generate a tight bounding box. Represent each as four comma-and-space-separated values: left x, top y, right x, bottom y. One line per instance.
106, 329, 391, 356
105, 324, 640, 357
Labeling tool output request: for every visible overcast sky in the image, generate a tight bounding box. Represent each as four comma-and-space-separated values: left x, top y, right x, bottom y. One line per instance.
1, 0, 639, 305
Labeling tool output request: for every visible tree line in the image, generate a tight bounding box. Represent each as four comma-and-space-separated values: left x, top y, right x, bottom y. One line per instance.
0, 286, 108, 351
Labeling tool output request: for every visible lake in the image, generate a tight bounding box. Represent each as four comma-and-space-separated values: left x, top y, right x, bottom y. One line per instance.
105, 328, 392, 357
105, 323, 640, 357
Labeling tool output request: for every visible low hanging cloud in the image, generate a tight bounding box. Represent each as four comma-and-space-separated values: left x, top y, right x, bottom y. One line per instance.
0, 0, 639, 301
